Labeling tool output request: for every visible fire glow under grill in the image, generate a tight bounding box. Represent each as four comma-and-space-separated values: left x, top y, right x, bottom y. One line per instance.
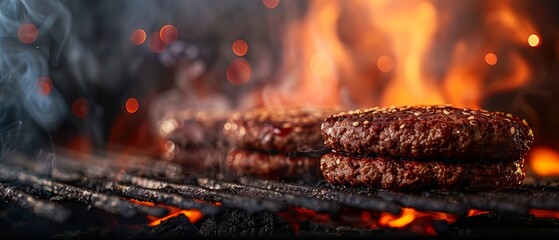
1, 151, 559, 238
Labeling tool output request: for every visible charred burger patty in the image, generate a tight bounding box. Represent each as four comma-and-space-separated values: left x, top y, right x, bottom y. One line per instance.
321, 152, 525, 190
224, 108, 338, 178
320, 105, 534, 190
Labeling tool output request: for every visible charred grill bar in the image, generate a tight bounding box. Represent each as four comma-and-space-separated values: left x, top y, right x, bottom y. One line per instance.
1, 151, 559, 238
0, 182, 71, 223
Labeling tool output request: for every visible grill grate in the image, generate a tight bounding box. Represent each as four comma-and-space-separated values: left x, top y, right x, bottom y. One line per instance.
2, 151, 559, 227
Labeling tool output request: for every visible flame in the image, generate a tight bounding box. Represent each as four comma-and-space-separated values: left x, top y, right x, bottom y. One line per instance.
259, 0, 537, 109
261, 0, 347, 108
379, 208, 417, 228
378, 208, 456, 235
148, 209, 204, 227
128, 199, 204, 226
529, 147, 559, 177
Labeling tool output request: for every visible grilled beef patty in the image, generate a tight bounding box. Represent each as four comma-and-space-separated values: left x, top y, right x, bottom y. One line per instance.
227, 148, 320, 179
157, 109, 231, 148
321, 152, 525, 190
321, 105, 533, 162
224, 108, 340, 153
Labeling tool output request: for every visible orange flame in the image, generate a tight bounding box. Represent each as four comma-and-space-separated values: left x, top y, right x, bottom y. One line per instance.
378, 208, 457, 235
148, 209, 204, 227
128, 199, 205, 227
257, 0, 537, 109
529, 147, 559, 177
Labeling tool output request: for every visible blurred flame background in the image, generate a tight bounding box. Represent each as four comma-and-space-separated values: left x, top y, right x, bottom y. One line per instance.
1, 0, 559, 176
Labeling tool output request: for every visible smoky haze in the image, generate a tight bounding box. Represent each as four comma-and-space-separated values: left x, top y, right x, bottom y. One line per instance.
0, 0, 305, 158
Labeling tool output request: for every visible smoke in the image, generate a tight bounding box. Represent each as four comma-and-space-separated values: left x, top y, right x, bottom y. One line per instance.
0, 0, 98, 158
0, 0, 309, 157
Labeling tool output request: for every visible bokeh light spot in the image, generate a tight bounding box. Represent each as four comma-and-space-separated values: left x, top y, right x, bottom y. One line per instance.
160, 25, 178, 44
226, 59, 252, 86
309, 52, 333, 76
72, 98, 89, 118
528, 34, 540, 47
18, 23, 38, 44
130, 29, 147, 45
37, 76, 52, 96
262, 0, 280, 9
377, 56, 395, 73
232, 39, 248, 57
125, 98, 139, 114
529, 147, 559, 176
485, 53, 498, 65
148, 32, 167, 53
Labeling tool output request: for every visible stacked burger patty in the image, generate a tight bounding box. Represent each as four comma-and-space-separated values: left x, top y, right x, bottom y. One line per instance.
156, 109, 231, 169
320, 105, 534, 190
224, 108, 337, 179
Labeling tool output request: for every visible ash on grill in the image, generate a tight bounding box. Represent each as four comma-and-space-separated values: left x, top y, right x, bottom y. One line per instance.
1, 151, 559, 238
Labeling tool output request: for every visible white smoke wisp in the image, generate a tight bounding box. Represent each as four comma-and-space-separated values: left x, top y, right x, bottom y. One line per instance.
0, 0, 98, 158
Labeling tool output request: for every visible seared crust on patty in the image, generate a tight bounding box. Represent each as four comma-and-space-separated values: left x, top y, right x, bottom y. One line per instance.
322, 105, 534, 162
227, 148, 320, 179
224, 108, 339, 153
320, 152, 525, 190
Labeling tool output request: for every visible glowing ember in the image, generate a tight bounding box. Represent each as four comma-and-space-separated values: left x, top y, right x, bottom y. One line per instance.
529, 147, 559, 176
378, 207, 457, 234
71, 98, 89, 118
530, 209, 559, 218
130, 29, 147, 45
160, 25, 179, 44
485, 53, 498, 65
379, 208, 416, 228
128, 199, 205, 227
37, 76, 52, 96
232, 39, 248, 57
467, 209, 491, 216
309, 51, 333, 77
262, 0, 280, 9
226, 59, 252, 86
18, 23, 38, 44
377, 56, 394, 73
528, 34, 540, 47
148, 32, 167, 53
148, 209, 204, 227
125, 98, 139, 114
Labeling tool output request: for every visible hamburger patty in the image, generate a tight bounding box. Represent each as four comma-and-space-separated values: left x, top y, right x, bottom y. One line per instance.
227, 148, 320, 179
321, 105, 534, 162
157, 109, 231, 148
224, 108, 339, 153
321, 152, 525, 190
